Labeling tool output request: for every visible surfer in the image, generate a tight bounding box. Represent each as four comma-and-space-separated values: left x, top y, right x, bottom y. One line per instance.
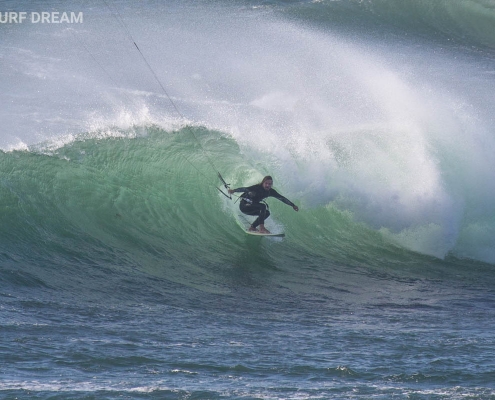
228, 176, 298, 234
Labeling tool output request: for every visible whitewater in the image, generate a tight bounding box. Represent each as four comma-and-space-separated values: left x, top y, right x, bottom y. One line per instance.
1, 0, 495, 398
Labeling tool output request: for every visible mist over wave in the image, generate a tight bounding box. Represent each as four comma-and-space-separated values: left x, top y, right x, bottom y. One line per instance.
1, 0, 495, 264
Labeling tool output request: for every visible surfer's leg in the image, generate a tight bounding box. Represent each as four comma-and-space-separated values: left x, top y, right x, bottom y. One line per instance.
240, 202, 270, 230
240, 202, 260, 231
251, 204, 270, 229
255, 203, 271, 233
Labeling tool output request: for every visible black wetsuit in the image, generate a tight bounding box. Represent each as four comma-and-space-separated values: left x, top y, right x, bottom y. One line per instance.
232, 184, 296, 229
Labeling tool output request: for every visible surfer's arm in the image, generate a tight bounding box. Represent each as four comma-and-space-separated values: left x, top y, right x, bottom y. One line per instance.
271, 189, 299, 211
228, 185, 257, 195
228, 187, 248, 194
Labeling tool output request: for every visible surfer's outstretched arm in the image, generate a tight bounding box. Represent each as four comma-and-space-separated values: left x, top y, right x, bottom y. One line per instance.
270, 189, 299, 211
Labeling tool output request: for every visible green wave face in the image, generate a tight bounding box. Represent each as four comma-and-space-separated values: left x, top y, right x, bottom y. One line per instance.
0, 126, 399, 291
1, 124, 493, 298
1, 0, 495, 295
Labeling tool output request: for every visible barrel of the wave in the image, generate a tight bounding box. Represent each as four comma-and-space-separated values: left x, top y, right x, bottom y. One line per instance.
228, 175, 298, 237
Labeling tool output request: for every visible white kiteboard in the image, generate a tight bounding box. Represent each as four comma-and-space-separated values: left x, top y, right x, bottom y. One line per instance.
245, 230, 285, 237
235, 212, 285, 237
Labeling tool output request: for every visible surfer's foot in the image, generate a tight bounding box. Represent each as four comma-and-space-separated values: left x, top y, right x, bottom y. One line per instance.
259, 228, 271, 234
248, 226, 258, 232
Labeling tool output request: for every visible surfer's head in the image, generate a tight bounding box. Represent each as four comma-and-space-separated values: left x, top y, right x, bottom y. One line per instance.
261, 176, 273, 191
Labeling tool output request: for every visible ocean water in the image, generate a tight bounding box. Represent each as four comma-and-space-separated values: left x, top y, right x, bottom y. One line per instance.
1, 0, 495, 398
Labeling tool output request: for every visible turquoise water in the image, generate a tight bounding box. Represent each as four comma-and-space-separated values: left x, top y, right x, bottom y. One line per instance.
1, 0, 495, 398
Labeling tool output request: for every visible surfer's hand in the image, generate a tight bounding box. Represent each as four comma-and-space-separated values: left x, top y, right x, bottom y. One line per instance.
228, 189, 234, 194
293, 205, 299, 211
